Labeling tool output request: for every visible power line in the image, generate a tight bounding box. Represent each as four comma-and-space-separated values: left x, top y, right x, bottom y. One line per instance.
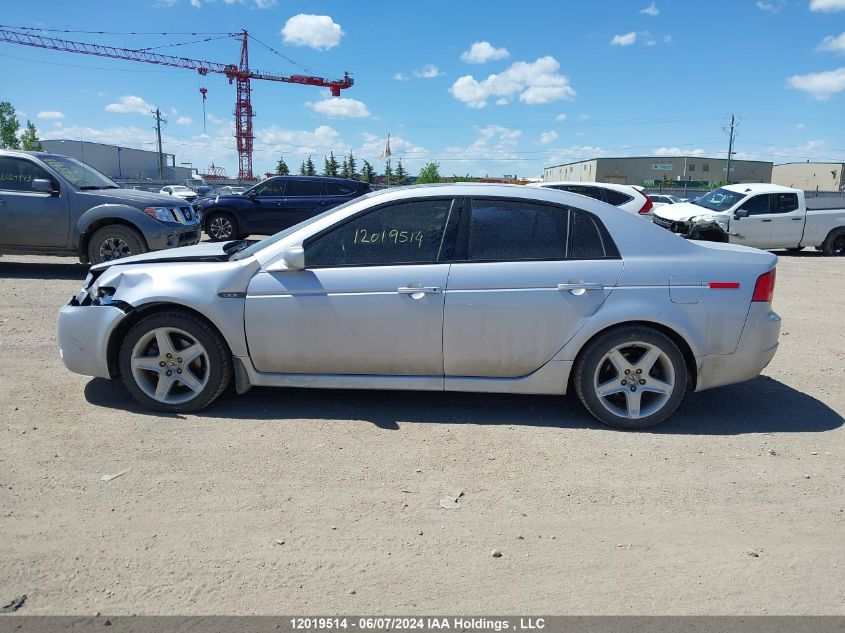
0, 24, 236, 36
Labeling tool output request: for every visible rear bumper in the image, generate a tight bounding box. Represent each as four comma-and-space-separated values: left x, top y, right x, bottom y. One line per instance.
57, 304, 127, 379
695, 303, 781, 392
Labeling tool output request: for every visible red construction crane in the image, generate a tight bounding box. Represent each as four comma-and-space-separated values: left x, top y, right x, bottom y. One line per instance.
0, 27, 353, 180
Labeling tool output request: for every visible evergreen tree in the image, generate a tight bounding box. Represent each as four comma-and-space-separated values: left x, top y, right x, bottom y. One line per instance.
384, 160, 394, 185
416, 161, 441, 184
0, 101, 21, 150
299, 160, 307, 175
360, 160, 375, 183
305, 155, 317, 176
347, 151, 358, 180
340, 155, 350, 179
20, 120, 43, 151
394, 158, 408, 185
275, 155, 290, 176
323, 151, 339, 177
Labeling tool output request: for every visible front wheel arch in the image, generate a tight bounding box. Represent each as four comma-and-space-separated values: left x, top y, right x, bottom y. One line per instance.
79, 218, 149, 263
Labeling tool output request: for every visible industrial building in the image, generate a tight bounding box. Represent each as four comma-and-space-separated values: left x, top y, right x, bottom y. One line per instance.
771, 162, 845, 192
543, 156, 773, 187
40, 139, 193, 182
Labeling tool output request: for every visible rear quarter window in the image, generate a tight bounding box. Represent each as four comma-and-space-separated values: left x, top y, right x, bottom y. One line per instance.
323, 182, 357, 196
603, 189, 634, 206
569, 209, 620, 259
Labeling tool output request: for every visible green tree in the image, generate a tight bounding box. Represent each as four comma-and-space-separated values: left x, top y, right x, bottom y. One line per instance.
0, 101, 21, 150
340, 155, 350, 179
20, 120, 43, 151
305, 155, 317, 176
347, 151, 358, 180
299, 160, 307, 175
416, 161, 441, 184
276, 155, 290, 176
384, 160, 394, 185
394, 158, 408, 185
360, 160, 375, 183
323, 151, 339, 177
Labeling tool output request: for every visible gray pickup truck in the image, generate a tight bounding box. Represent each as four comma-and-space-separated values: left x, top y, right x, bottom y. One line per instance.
0, 149, 201, 264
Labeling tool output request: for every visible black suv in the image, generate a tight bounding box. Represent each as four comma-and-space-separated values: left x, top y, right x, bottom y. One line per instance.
196, 176, 371, 241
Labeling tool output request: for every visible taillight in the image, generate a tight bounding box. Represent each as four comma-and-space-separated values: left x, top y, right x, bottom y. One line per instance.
751, 269, 776, 302
638, 194, 653, 215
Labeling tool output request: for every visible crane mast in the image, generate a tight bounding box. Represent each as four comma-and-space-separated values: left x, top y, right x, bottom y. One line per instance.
0, 27, 354, 180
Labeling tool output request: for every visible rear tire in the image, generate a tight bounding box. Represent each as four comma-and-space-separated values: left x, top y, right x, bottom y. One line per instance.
573, 326, 688, 430
87, 225, 146, 264
205, 211, 238, 242
118, 310, 231, 413
821, 227, 845, 256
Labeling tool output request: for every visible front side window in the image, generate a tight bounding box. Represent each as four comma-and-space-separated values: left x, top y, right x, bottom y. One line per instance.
0, 157, 53, 192
250, 179, 286, 197
739, 194, 770, 215
286, 180, 322, 197
305, 199, 452, 267
467, 199, 568, 261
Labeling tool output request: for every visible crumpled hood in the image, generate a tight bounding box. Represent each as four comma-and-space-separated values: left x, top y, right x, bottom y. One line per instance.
79, 188, 187, 209
90, 241, 231, 272
653, 202, 726, 222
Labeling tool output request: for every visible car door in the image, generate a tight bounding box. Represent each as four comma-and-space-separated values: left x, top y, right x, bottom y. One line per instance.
730, 194, 773, 247
442, 198, 623, 378
244, 197, 458, 376
244, 178, 289, 234
0, 156, 69, 248
276, 178, 328, 227
768, 192, 804, 247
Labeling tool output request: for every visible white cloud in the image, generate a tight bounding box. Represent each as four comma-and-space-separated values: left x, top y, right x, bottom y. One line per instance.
796, 122, 806, 128
37, 111, 65, 120
641, 31, 657, 46
555, 113, 567, 122
539, 131, 559, 144
414, 64, 443, 78
176, 116, 192, 125
105, 95, 154, 115
495, 98, 509, 105
787, 67, 845, 99
461, 41, 510, 64
653, 147, 706, 156
611, 32, 637, 46
577, 114, 590, 121
810, 0, 845, 11
450, 56, 576, 108
307, 97, 371, 118
818, 32, 845, 53
663, 34, 673, 43
281, 14, 343, 50
206, 113, 226, 126
180, 0, 277, 7
394, 72, 408, 81
755, 0, 784, 12
640, 2, 659, 16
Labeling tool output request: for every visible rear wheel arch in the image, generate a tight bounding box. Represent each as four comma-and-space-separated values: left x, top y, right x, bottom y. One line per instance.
107, 302, 233, 378
820, 226, 845, 256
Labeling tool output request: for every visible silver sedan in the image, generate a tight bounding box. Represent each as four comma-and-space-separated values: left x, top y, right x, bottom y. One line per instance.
58, 184, 781, 429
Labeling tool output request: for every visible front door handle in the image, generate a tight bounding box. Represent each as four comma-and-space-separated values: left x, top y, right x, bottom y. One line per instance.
791, 217, 803, 221
398, 286, 442, 296
761, 219, 772, 223
558, 282, 603, 292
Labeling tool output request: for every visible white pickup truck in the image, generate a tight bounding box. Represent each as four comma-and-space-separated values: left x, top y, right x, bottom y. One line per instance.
652, 183, 845, 256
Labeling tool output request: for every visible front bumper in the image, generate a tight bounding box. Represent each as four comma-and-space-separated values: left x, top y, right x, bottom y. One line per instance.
58, 304, 127, 379
695, 303, 781, 392
145, 224, 202, 251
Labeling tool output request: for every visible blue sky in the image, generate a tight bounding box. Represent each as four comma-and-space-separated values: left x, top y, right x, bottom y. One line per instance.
3, 0, 845, 178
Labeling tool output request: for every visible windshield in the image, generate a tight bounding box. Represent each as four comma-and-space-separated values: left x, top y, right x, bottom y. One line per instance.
171, 186, 192, 192
693, 188, 747, 212
230, 193, 377, 261
40, 155, 119, 190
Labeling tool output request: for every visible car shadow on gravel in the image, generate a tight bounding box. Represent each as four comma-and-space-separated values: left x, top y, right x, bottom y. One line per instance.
84, 374, 842, 435
0, 261, 89, 280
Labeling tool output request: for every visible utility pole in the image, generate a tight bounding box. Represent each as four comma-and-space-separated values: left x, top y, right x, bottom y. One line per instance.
723, 114, 738, 185
152, 107, 167, 180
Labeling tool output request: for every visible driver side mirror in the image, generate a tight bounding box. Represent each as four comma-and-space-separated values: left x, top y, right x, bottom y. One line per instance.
32, 178, 56, 195
734, 209, 749, 219
282, 245, 305, 270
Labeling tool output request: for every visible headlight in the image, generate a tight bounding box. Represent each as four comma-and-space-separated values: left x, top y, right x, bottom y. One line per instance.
144, 207, 176, 222
88, 286, 116, 306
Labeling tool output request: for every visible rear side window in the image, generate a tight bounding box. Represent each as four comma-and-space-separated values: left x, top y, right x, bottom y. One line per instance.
467, 199, 568, 261
555, 185, 606, 202
286, 180, 322, 197
0, 157, 52, 192
569, 209, 619, 259
773, 193, 798, 213
323, 182, 357, 196
603, 189, 634, 206
305, 199, 453, 267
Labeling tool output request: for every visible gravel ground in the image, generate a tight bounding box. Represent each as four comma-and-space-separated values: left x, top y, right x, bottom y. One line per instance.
0, 250, 843, 615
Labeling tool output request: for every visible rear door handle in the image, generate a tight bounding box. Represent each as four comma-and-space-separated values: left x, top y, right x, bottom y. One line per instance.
761, 219, 772, 222
398, 286, 442, 295
557, 282, 603, 292
791, 217, 803, 221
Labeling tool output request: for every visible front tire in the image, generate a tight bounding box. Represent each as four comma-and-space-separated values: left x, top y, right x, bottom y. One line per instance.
87, 225, 147, 264
205, 212, 238, 242
118, 310, 231, 413
821, 227, 845, 256
573, 326, 688, 430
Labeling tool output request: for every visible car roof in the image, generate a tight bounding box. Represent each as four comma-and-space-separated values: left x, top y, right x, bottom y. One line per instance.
269, 175, 364, 185
534, 181, 644, 195
722, 183, 799, 194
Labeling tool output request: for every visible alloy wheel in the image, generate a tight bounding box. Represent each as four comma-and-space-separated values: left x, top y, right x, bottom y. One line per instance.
99, 237, 132, 261
209, 216, 234, 240
592, 341, 676, 420
130, 327, 210, 405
